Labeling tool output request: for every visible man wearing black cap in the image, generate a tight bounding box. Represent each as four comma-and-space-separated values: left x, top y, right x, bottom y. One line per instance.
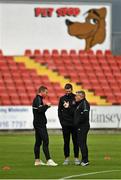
58, 83, 80, 165
74, 91, 90, 166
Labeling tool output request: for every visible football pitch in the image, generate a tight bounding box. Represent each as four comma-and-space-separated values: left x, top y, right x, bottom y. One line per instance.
0, 133, 121, 179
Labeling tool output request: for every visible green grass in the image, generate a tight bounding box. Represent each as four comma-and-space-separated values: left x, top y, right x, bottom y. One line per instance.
0, 133, 121, 179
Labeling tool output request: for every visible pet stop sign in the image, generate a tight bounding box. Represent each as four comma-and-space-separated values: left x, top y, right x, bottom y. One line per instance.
34, 7, 80, 17
0, 3, 111, 55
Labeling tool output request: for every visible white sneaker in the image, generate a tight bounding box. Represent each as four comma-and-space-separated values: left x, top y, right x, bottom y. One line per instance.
34, 160, 46, 166
63, 159, 69, 165
74, 158, 80, 165
81, 161, 89, 167
46, 159, 58, 166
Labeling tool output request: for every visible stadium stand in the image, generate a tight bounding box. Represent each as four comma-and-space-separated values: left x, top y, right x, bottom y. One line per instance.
0, 49, 121, 105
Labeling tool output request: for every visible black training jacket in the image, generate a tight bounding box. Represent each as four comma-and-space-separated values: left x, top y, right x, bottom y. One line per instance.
58, 93, 76, 126
32, 95, 50, 128
74, 98, 90, 128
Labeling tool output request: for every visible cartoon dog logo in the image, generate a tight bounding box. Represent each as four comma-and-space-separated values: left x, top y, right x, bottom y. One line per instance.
65, 7, 107, 50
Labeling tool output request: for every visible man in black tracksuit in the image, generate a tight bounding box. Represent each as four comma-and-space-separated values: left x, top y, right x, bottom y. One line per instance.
74, 91, 90, 166
58, 84, 79, 165
32, 86, 57, 166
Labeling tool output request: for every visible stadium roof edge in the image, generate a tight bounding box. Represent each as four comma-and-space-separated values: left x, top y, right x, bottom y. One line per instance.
0, 0, 113, 3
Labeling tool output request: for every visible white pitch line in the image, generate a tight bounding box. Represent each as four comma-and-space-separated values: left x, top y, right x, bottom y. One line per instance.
59, 170, 121, 180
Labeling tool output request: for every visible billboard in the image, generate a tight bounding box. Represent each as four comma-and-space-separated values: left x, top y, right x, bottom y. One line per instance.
0, 3, 111, 55
0, 106, 121, 130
